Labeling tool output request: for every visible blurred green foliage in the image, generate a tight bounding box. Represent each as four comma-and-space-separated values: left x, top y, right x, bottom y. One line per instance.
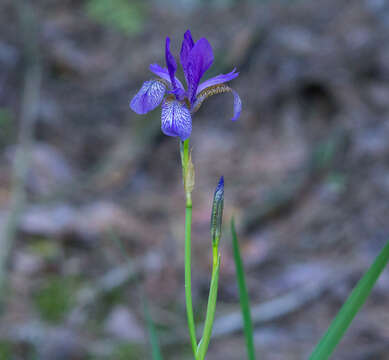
312, 139, 337, 170
27, 239, 61, 262
34, 276, 80, 323
326, 172, 347, 193
95, 288, 125, 323
85, 0, 145, 35
0, 108, 14, 147
86, 342, 144, 360
111, 343, 144, 360
0, 341, 12, 360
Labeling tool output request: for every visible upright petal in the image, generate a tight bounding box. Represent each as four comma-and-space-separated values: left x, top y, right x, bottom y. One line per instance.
196, 68, 239, 95
130, 80, 166, 114
161, 98, 192, 140
180, 30, 195, 85
149, 64, 184, 90
165, 37, 178, 90
186, 38, 214, 103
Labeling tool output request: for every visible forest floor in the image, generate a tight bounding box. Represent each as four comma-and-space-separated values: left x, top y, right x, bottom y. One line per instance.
1, 0, 389, 359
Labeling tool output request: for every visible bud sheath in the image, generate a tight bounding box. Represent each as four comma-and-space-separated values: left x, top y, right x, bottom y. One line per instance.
210, 176, 224, 248
184, 151, 195, 195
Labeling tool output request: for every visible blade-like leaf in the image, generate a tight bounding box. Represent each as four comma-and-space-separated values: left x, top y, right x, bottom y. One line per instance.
309, 239, 389, 360
231, 217, 256, 360
144, 297, 163, 360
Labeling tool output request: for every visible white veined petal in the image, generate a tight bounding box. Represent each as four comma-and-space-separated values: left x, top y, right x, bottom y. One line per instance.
161, 99, 192, 140
130, 80, 166, 114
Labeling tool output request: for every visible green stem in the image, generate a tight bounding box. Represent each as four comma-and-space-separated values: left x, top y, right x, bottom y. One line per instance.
181, 139, 197, 358
196, 244, 220, 360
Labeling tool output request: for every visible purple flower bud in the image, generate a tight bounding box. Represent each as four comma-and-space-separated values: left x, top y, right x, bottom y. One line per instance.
211, 176, 224, 247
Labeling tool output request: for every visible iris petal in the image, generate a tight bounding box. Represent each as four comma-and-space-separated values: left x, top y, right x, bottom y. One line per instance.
149, 64, 184, 89
192, 84, 242, 121
186, 38, 214, 103
130, 80, 166, 114
165, 37, 178, 90
196, 68, 239, 95
161, 98, 192, 140
180, 29, 195, 85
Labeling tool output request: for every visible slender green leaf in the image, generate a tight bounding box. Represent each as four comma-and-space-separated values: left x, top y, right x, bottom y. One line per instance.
309, 239, 389, 360
143, 297, 163, 360
231, 217, 256, 360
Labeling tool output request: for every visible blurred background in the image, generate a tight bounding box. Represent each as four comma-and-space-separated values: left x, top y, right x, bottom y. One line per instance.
1, 0, 389, 359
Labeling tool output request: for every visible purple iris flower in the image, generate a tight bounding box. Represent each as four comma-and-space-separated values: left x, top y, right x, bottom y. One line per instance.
130, 30, 242, 140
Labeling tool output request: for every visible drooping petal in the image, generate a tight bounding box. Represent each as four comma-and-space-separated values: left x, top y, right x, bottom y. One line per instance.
196, 68, 239, 95
130, 80, 167, 114
191, 83, 242, 121
180, 29, 195, 85
149, 64, 184, 89
161, 98, 192, 140
165, 37, 178, 90
186, 38, 214, 103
